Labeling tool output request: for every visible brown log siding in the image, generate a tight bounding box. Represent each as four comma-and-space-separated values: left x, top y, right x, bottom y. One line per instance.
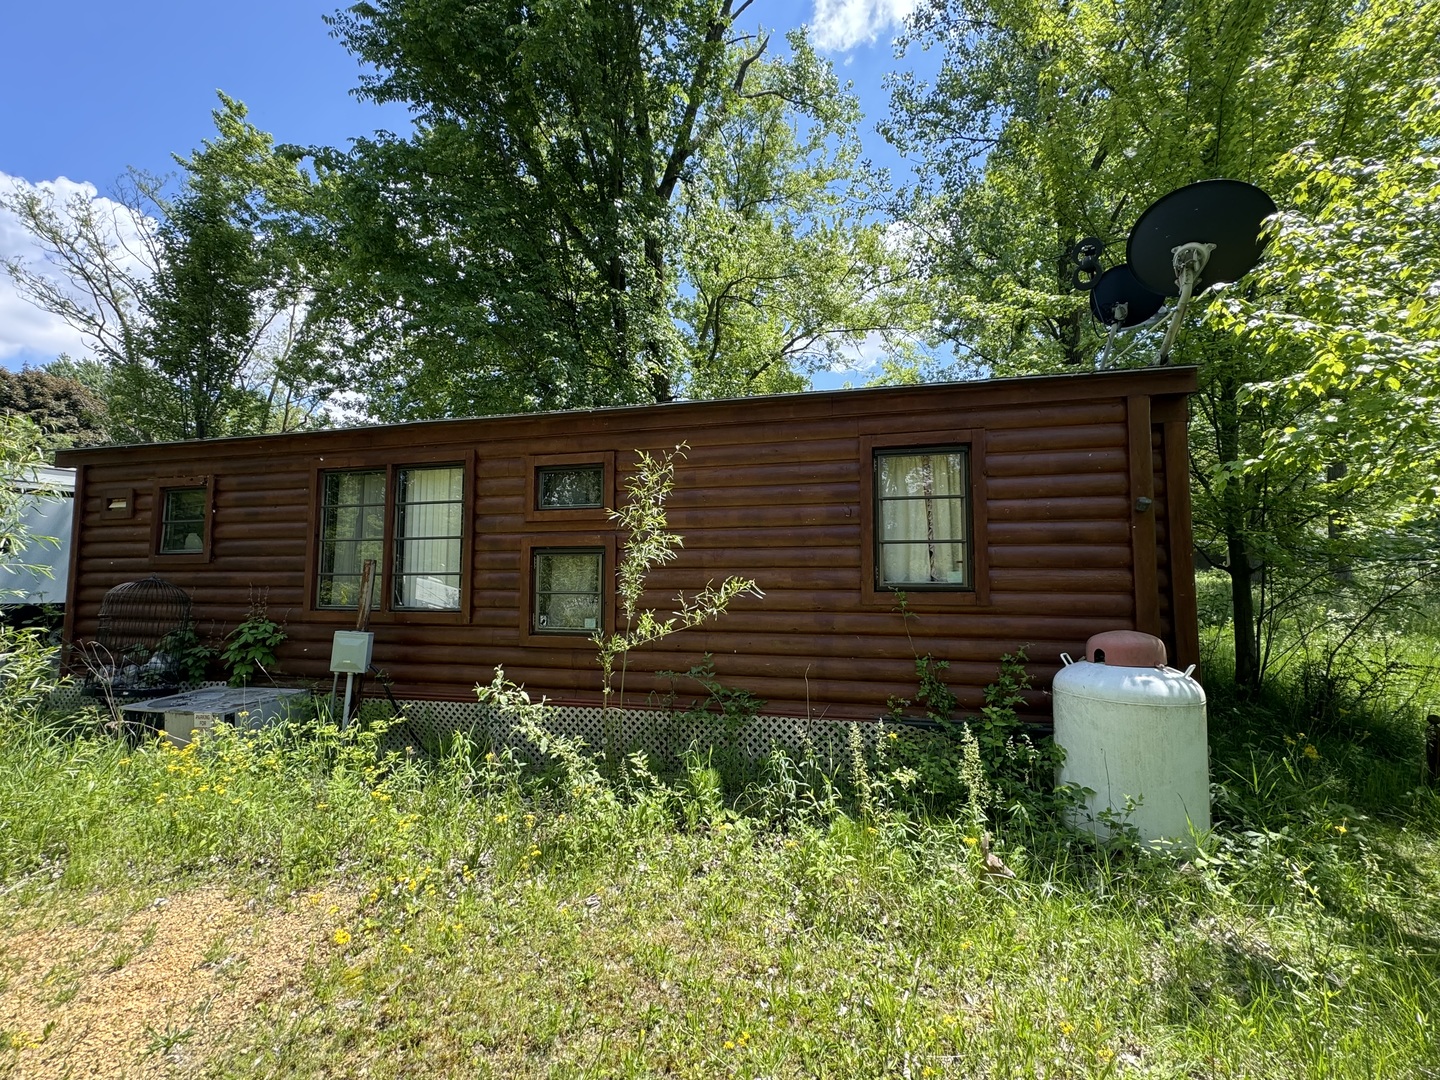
57, 367, 1199, 721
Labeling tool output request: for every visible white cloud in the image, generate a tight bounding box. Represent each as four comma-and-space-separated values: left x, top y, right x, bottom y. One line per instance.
0, 172, 153, 368
829, 329, 890, 373
809, 0, 917, 52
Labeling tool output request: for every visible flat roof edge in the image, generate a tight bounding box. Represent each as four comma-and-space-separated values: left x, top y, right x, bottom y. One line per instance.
55, 365, 1198, 466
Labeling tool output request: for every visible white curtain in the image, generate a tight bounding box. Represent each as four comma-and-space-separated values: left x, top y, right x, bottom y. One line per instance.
395, 466, 463, 609
878, 451, 969, 586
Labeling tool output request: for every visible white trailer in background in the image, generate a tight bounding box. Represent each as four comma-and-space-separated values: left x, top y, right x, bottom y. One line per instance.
2, 465, 75, 609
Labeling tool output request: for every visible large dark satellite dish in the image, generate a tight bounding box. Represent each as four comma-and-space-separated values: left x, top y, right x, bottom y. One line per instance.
1089, 264, 1165, 327
1127, 179, 1276, 295
1126, 178, 1276, 361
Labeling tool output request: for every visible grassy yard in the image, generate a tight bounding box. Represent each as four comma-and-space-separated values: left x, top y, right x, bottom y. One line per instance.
1, 660, 1438, 1078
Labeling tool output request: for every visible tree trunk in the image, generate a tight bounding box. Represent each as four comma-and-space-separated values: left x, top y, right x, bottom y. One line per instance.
1212, 366, 1261, 690
1228, 529, 1260, 689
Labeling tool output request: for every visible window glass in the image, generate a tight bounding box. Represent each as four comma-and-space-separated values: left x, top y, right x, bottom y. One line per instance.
394, 466, 464, 610
317, 470, 385, 608
875, 449, 971, 587
159, 487, 206, 553
533, 549, 603, 632
537, 465, 604, 509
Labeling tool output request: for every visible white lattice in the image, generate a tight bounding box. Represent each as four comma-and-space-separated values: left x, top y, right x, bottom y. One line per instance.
48, 678, 870, 770
363, 695, 870, 770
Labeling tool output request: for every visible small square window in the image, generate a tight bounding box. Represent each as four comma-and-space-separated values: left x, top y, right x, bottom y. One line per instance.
537, 465, 604, 509
532, 548, 603, 633
158, 487, 207, 554
875, 448, 971, 589
523, 453, 613, 524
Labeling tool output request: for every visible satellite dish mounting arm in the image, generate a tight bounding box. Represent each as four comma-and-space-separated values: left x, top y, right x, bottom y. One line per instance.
1098, 301, 1128, 367
1158, 242, 1215, 364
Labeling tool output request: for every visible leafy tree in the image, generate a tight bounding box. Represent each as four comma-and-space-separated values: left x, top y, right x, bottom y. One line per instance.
0, 366, 109, 450
1, 95, 339, 442
317, 0, 929, 419
675, 36, 931, 398
888, 0, 1440, 687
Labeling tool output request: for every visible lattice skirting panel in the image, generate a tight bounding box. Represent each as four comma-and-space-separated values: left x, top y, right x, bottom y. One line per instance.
48, 681, 876, 770
367, 696, 875, 772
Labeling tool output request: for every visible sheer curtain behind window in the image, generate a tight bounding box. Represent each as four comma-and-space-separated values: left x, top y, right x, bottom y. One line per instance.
877, 450, 970, 586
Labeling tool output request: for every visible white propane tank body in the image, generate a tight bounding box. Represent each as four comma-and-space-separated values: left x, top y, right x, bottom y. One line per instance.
1052, 637, 1209, 847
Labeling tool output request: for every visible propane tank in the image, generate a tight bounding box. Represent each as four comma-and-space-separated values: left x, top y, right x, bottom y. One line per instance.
1052, 631, 1209, 847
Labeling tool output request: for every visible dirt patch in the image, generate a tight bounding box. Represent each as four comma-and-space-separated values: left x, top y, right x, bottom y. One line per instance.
0, 885, 350, 1078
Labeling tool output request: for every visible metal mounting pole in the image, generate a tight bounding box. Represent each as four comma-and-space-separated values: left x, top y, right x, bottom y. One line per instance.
1158, 242, 1215, 364
1098, 301, 1128, 368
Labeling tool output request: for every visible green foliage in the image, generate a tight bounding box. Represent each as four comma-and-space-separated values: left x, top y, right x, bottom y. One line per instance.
889, 0, 1440, 688
0, 413, 62, 603
0, 627, 60, 729
1, 94, 338, 444
158, 623, 215, 686
658, 654, 768, 738
220, 602, 286, 686
313, 1, 929, 418
594, 444, 762, 753
0, 367, 109, 452
4, 628, 1440, 1076
889, 650, 1068, 827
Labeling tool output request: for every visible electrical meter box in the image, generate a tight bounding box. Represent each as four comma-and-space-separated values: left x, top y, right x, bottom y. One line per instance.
330, 631, 374, 674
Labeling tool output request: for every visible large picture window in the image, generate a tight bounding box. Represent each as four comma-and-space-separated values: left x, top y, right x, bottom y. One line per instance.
316, 464, 465, 613
875, 448, 971, 588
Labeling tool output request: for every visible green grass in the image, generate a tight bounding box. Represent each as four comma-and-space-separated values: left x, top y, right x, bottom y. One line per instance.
2, 663, 1439, 1077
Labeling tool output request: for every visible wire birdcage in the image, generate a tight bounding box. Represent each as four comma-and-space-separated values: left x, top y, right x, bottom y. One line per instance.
87, 576, 194, 695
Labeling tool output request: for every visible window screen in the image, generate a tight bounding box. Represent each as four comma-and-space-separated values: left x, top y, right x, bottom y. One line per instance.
317, 470, 385, 608
537, 465, 604, 509
393, 465, 464, 610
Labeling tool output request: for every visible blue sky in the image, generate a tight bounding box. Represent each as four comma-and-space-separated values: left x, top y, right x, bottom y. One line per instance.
0, 0, 926, 374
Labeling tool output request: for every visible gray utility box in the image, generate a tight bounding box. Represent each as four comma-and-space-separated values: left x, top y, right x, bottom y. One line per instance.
329, 631, 374, 674
121, 687, 310, 747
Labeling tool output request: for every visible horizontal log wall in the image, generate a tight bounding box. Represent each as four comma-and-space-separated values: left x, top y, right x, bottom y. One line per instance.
59, 368, 1199, 722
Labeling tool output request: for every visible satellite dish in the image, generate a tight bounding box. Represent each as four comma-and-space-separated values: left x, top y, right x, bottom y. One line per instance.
1088, 263, 1167, 367
1089, 263, 1165, 328
1126, 179, 1276, 362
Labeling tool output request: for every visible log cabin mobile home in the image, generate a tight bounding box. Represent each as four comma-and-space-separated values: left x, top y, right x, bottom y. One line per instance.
56, 366, 1199, 726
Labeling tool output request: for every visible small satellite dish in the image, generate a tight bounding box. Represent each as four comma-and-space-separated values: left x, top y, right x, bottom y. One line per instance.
1089, 263, 1165, 327
1126, 179, 1276, 362
1087, 264, 1165, 367
1088, 263, 1167, 367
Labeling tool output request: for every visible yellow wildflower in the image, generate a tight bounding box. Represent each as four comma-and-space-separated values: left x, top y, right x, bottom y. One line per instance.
333, 928, 352, 946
